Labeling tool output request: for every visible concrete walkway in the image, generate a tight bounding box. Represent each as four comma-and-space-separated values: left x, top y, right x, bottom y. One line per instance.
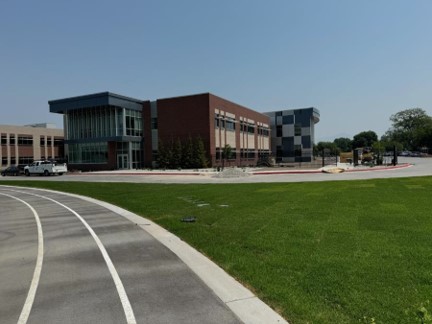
0, 185, 287, 324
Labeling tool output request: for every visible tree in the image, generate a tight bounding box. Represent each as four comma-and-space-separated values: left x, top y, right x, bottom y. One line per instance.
379, 135, 404, 153
352, 131, 378, 149
172, 138, 182, 169
414, 118, 432, 152
192, 137, 208, 168
372, 141, 385, 165
387, 108, 432, 150
157, 140, 171, 169
315, 142, 340, 156
181, 136, 194, 169
333, 137, 352, 152
157, 137, 208, 169
221, 144, 232, 170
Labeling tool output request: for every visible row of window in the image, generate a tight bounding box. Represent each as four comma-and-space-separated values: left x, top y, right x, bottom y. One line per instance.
214, 116, 270, 137
1, 135, 63, 146
66, 106, 143, 139
68, 141, 142, 167
68, 142, 108, 164
215, 149, 270, 160
257, 126, 270, 137
240, 121, 255, 134
215, 115, 236, 131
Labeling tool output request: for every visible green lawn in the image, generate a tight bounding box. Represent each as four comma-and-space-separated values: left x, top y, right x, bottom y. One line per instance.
2, 177, 432, 323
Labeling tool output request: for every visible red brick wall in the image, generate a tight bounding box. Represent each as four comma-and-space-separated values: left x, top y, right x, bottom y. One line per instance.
147, 93, 270, 168
156, 93, 212, 160
107, 141, 117, 169
142, 101, 153, 167
209, 94, 270, 167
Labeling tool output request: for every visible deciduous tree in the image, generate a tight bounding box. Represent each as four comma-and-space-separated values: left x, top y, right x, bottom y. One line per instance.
352, 131, 378, 149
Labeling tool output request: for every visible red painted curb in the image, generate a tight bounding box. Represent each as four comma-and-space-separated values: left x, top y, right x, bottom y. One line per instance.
252, 163, 412, 176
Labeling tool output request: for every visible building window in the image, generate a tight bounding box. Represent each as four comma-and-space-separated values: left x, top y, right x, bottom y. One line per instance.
226, 119, 235, 131
276, 125, 282, 137
9, 135, 15, 145
67, 106, 119, 140
282, 115, 294, 124
258, 127, 269, 136
125, 109, 143, 137
54, 138, 64, 147
131, 141, 143, 169
19, 157, 33, 165
40, 136, 45, 146
1, 157, 7, 165
18, 135, 33, 146
68, 142, 108, 164
151, 118, 158, 130
152, 150, 158, 161
295, 124, 302, 136
1, 134, 7, 145
214, 114, 220, 129
295, 145, 302, 157
10, 157, 16, 165
228, 150, 237, 160
47, 137, 52, 146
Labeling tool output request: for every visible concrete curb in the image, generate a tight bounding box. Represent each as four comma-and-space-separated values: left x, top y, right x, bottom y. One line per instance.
6, 186, 288, 324
67, 163, 412, 177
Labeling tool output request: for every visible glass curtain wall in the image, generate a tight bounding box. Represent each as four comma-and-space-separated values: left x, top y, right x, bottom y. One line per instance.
65, 106, 143, 167
66, 106, 121, 139
68, 142, 108, 163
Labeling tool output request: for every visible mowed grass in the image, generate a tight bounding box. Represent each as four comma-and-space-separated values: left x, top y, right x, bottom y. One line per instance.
2, 177, 432, 323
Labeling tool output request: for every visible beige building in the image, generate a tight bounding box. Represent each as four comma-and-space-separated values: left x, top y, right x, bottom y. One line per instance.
0, 124, 64, 167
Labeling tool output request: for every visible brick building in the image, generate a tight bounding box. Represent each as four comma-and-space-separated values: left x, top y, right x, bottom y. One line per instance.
0, 124, 64, 168
49, 92, 271, 170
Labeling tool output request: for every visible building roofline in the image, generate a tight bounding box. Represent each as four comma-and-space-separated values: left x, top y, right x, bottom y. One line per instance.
155, 92, 211, 102
48, 91, 143, 105
264, 107, 318, 114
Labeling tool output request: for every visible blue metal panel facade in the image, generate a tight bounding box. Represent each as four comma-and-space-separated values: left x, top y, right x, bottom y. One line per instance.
265, 107, 320, 163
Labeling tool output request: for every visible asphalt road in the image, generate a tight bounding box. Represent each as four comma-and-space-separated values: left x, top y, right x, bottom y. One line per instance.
1, 157, 430, 184
0, 186, 243, 324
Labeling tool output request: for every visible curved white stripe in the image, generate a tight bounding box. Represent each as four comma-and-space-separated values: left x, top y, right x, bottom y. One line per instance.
7, 189, 137, 324
0, 193, 44, 324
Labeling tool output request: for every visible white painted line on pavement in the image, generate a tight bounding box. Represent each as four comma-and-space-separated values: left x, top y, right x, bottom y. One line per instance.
6, 189, 137, 324
2, 185, 288, 324
0, 193, 44, 324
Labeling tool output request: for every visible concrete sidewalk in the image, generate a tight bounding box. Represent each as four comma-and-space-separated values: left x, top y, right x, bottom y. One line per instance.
69, 163, 412, 177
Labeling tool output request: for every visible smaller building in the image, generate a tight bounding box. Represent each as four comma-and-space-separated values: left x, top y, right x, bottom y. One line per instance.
265, 108, 320, 163
49, 92, 144, 171
0, 124, 64, 168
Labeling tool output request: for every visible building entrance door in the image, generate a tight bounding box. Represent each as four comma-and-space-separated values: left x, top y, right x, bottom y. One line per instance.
117, 154, 129, 169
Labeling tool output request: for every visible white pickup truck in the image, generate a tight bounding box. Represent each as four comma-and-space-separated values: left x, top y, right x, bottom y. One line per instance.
24, 160, 68, 176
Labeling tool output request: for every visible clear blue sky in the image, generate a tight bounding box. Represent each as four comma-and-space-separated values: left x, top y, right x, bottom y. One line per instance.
1, 0, 432, 141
